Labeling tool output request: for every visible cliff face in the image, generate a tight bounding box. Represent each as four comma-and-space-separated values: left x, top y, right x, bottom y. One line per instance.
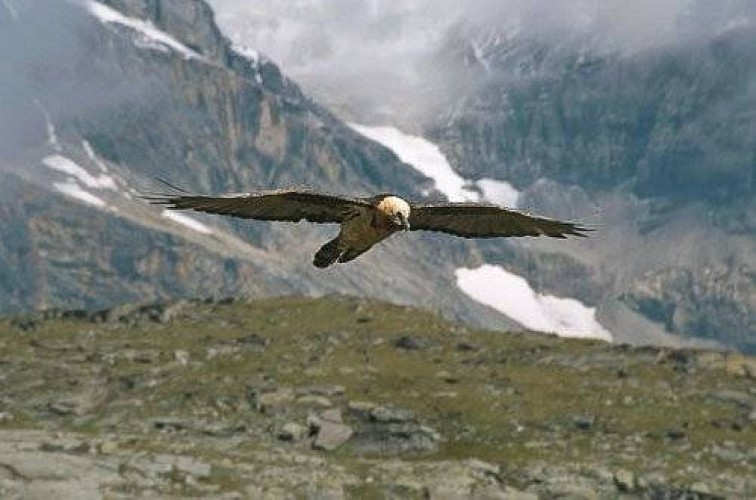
0, 0, 752, 351
75, 0, 419, 195
0, 0, 512, 331
430, 27, 756, 203
419, 24, 756, 352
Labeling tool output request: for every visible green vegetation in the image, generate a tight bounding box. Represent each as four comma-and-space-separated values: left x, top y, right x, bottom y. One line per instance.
0, 296, 753, 496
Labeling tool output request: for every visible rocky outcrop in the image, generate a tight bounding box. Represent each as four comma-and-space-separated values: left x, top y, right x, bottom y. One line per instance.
421, 25, 756, 352
101, 0, 226, 60
623, 265, 756, 352
0, 296, 753, 498
429, 26, 756, 203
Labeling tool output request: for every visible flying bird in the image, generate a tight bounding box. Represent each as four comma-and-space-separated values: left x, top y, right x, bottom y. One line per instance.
145, 187, 590, 268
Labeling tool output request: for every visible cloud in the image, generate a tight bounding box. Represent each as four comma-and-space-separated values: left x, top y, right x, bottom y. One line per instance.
210, 0, 756, 58
208, 0, 756, 122
0, 0, 75, 164
0, 0, 160, 178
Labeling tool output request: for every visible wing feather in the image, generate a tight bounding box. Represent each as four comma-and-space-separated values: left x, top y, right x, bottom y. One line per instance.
409, 203, 590, 239
143, 188, 373, 224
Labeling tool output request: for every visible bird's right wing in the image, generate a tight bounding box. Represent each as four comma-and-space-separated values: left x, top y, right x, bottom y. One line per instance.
409, 203, 590, 239
143, 187, 373, 224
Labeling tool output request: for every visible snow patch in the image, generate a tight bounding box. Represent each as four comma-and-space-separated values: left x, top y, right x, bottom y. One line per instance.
53, 180, 107, 208
349, 123, 472, 201
82, 140, 109, 173
456, 264, 611, 341
232, 44, 264, 84
349, 123, 519, 206
34, 100, 60, 151
81, 141, 134, 199
477, 178, 520, 207
233, 44, 260, 64
43, 155, 117, 190
86, 1, 202, 60
162, 211, 213, 235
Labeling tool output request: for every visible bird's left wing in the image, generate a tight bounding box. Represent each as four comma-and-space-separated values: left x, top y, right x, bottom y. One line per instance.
144, 188, 373, 224
409, 203, 590, 239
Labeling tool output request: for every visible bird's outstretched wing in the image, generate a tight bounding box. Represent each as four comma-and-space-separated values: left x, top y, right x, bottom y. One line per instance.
143, 187, 373, 224
409, 203, 590, 239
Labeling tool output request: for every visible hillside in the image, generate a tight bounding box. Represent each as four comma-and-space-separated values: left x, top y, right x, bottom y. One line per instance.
0, 296, 754, 497
0, 0, 752, 357
421, 24, 756, 352
0, 0, 515, 333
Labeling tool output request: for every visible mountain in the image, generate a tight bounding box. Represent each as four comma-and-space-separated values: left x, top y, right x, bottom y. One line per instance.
415, 23, 756, 352
205, 1, 754, 352
0, 0, 751, 352
0, 0, 518, 331
0, 296, 753, 497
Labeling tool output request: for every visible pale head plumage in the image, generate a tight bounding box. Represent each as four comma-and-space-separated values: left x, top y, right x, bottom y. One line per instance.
376, 195, 411, 230
376, 196, 410, 218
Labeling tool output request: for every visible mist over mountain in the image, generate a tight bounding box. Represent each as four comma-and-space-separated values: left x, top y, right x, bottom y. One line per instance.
0, 0, 752, 352
424, 9, 755, 351
209, 0, 756, 122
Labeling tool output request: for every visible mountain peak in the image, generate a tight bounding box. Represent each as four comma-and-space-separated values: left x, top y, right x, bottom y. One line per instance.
98, 0, 225, 60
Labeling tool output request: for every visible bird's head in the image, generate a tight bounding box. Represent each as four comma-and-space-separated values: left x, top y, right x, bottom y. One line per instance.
378, 196, 411, 231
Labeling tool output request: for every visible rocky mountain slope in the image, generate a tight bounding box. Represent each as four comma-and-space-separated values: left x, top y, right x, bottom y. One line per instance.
0, 0, 517, 332
1, 296, 754, 498
208, 2, 754, 352
1, 0, 752, 352
419, 24, 756, 352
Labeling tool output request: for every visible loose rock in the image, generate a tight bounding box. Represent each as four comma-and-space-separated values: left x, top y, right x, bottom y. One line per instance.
320, 408, 343, 423
394, 336, 428, 350
573, 415, 596, 430
296, 385, 346, 398
314, 421, 353, 451
614, 469, 635, 492
257, 388, 295, 412
296, 395, 332, 408
279, 422, 308, 442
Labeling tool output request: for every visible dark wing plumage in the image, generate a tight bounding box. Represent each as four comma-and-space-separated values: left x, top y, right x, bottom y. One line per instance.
143, 188, 373, 224
409, 203, 590, 239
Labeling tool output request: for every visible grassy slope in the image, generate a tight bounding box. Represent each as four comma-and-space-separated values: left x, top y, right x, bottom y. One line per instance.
0, 296, 753, 495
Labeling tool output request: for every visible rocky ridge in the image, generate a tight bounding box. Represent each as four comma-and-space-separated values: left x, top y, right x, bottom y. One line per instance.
421, 23, 756, 352
0, 296, 753, 498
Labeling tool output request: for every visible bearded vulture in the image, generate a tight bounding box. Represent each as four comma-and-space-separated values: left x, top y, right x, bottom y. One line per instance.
145, 187, 589, 268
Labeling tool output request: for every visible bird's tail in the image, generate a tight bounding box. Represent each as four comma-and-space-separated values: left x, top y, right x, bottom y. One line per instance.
313, 237, 341, 268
